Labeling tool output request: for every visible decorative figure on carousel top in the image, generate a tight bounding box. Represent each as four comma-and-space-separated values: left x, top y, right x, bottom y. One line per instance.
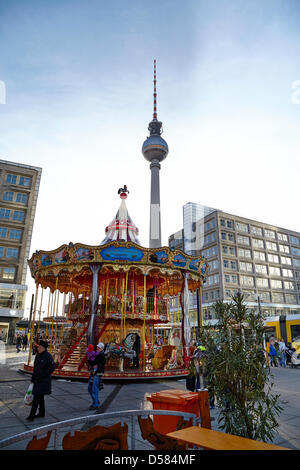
118, 185, 129, 199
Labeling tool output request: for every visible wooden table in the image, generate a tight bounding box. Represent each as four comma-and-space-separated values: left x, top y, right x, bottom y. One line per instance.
167, 427, 290, 451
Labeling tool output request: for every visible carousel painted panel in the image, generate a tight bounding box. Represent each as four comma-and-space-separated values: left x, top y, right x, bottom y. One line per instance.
100, 245, 145, 262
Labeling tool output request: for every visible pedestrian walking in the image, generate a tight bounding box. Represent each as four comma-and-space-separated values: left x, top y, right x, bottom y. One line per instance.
26, 340, 55, 421
268, 341, 278, 367
22, 334, 28, 351
16, 334, 21, 353
279, 338, 287, 368
87, 342, 106, 410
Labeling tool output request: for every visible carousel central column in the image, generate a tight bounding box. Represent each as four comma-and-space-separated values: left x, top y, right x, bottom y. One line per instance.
88, 263, 102, 345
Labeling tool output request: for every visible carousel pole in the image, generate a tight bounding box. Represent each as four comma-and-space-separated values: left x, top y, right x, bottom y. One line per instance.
123, 270, 128, 338
50, 278, 58, 353
143, 273, 147, 370
53, 285, 59, 349
37, 287, 44, 337
87, 263, 102, 346
120, 274, 125, 341
46, 288, 51, 338
27, 283, 39, 366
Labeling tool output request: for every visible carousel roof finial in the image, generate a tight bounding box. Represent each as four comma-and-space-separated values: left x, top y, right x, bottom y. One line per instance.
100, 187, 140, 245
118, 185, 129, 199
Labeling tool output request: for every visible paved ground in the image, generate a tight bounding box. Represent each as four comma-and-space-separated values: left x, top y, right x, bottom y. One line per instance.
0, 344, 300, 450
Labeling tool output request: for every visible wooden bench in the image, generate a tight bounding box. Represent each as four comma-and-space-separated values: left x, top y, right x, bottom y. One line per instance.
167, 426, 290, 451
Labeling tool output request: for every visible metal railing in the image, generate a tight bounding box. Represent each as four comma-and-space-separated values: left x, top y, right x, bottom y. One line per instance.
0, 409, 198, 450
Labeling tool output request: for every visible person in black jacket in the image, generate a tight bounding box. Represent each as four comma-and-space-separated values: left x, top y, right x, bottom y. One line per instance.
26, 340, 55, 421
87, 342, 106, 410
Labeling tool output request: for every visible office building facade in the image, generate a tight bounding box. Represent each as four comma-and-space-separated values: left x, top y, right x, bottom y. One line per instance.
169, 203, 300, 324
0, 160, 41, 343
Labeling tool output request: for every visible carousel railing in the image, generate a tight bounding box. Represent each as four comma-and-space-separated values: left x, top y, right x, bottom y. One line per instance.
56, 325, 88, 370
0, 409, 198, 450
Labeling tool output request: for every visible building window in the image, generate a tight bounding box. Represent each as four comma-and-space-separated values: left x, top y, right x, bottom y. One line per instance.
279, 244, 290, 254
278, 233, 288, 242
6, 174, 17, 184
2, 267, 15, 280
268, 254, 279, 263
204, 219, 215, 231
235, 222, 249, 233
12, 211, 25, 222
271, 280, 282, 289
289, 235, 300, 246
0, 246, 4, 257
210, 259, 219, 270
264, 229, 275, 239
252, 238, 264, 249
280, 256, 291, 265
221, 232, 235, 242
224, 274, 238, 284
3, 191, 14, 201
222, 245, 235, 256
207, 274, 219, 285
0, 227, 7, 238
16, 193, 28, 204
251, 226, 263, 236
269, 266, 281, 276
202, 246, 218, 258
240, 275, 254, 287
9, 229, 22, 240
19, 176, 31, 187
240, 262, 253, 272
237, 235, 250, 246
6, 247, 18, 258
266, 241, 277, 251
293, 259, 300, 268
272, 292, 284, 303
204, 232, 216, 245
223, 259, 237, 270
253, 251, 266, 261
220, 219, 233, 229
255, 264, 268, 275
282, 269, 293, 278
284, 281, 295, 290
291, 247, 300, 257
256, 278, 269, 288
258, 291, 271, 302
238, 248, 251, 259
285, 294, 297, 303
0, 209, 10, 219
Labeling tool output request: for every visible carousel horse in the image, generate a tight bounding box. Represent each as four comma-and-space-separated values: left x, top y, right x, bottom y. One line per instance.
104, 333, 137, 372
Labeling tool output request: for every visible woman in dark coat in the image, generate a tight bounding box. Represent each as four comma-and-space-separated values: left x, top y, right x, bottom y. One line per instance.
26, 340, 55, 421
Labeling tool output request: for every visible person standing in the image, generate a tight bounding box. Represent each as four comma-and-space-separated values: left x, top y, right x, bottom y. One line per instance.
132, 333, 141, 369
22, 334, 28, 351
87, 342, 106, 410
16, 334, 21, 353
26, 340, 55, 421
279, 338, 287, 368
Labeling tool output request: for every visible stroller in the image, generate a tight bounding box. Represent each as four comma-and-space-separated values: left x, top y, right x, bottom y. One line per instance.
286, 343, 300, 368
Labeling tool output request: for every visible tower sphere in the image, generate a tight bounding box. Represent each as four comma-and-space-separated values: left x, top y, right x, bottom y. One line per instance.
142, 134, 169, 163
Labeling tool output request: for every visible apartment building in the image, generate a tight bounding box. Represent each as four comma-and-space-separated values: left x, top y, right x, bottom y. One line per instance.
0, 160, 41, 343
169, 203, 300, 324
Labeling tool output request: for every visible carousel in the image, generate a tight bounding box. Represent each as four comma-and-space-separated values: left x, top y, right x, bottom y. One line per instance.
23, 187, 208, 380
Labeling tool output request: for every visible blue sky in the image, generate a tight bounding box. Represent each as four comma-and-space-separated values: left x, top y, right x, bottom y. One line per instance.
0, 0, 299, 315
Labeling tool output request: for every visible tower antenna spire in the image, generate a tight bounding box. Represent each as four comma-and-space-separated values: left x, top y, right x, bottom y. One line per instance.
153, 59, 157, 120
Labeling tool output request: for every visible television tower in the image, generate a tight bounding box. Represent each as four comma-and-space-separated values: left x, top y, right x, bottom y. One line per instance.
142, 60, 169, 248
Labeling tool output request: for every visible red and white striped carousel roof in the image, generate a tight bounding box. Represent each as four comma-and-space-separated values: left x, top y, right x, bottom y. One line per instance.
100, 187, 140, 245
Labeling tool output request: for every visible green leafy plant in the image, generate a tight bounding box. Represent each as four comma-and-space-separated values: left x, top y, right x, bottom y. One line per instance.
199, 293, 283, 442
